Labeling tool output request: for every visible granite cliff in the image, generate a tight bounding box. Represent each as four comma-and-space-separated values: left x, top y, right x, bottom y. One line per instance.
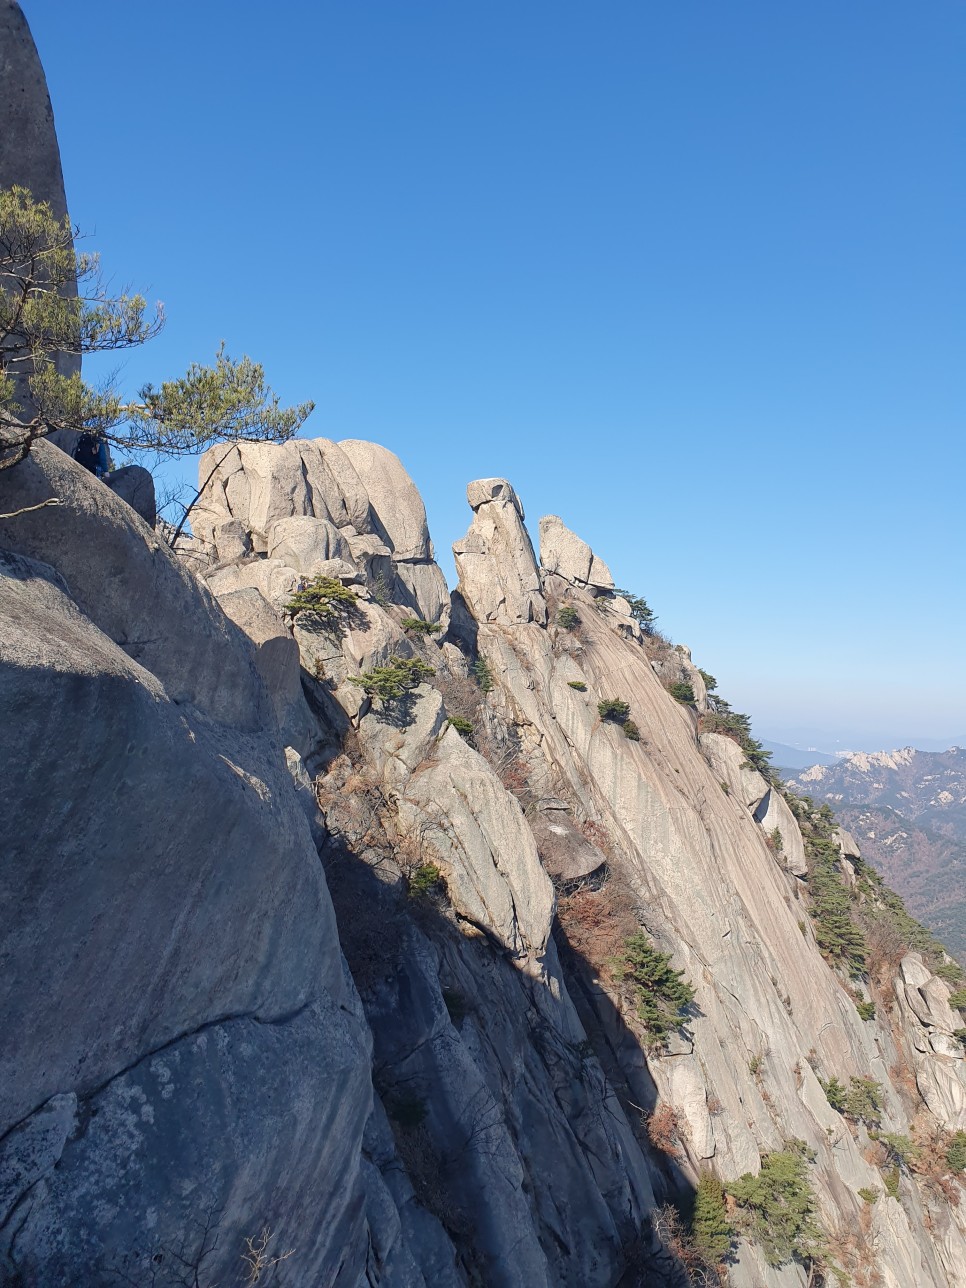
3, 436, 966, 1286
2, 4, 966, 1284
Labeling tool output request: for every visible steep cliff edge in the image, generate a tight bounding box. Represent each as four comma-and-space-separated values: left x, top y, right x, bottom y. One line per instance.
4, 433, 966, 1285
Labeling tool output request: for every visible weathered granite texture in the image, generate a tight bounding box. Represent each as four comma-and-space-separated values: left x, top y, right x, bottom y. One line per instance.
7, 431, 966, 1286
0, 451, 378, 1284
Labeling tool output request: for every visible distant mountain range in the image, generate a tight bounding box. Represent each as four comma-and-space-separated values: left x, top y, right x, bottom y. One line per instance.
785, 747, 966, 962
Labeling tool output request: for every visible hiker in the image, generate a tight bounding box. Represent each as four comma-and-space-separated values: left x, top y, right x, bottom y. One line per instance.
73, 432, 109, 479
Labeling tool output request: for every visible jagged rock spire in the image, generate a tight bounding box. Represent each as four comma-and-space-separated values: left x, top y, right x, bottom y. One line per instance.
453, 478, 547, 625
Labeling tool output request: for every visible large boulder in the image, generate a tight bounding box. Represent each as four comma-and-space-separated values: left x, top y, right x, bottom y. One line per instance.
538, 514, 614, 592
0, 441, 267, 729
453, 479, 546, 626
105, 464, 157, 527
338, 438, 432, 562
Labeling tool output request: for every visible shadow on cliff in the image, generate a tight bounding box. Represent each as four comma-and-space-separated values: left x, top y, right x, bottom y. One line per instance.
319, 806, 703, 1287
551, 913, 700, 1206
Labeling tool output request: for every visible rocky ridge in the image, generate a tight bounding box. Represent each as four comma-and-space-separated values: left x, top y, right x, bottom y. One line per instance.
4, 431, 966, 1286
3, 3, 966, 1281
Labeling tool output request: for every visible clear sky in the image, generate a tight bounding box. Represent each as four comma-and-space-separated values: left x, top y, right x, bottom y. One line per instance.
26, 0, 966, 750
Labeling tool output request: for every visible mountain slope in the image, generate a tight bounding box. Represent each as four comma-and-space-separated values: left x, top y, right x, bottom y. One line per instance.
788, 749, 966, 962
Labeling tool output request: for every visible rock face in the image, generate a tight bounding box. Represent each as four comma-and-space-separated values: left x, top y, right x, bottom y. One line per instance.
0, 447, 376, 1284
4, 11, 966, 1275
6, 437, 966, 1287
0, 0, 83, 465
0, 2, 71, 227
453, 478, 547, 625
192, 437, 449, 624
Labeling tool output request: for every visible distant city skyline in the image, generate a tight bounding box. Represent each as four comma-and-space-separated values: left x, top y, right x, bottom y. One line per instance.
26, 0, 966, 748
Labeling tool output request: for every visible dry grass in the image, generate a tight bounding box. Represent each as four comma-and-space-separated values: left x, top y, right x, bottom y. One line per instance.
646, 1105, 681, 1158
556, 871, 639, 979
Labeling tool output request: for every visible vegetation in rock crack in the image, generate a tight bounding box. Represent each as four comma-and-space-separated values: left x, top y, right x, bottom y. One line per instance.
786, 789, 959, 989
945, 1131, 966, 1173
284, 576, 358, 628
689, 1172, 735, 1266
401, 616, 442, 635
857, 1187, 879, 1205
699, 693, 776, 782
556, 603, 580, 629
856, 999, 876, 1021
622, 719, 641, 741
598, 698, 631, 723
612, 588, 657, 634
819, 1075, 883, 1127
947, 987, 966, 1011
803, 833, 868, 979
727, 1140, 825, 1271
615, 932, 695, 1044
567, 679, 587, 691
0, 186, 312, 473
348, 655, 434, 702
667, 681, 695, 704
368, 571, 391, 607
472, 656, 494, 692
407, 863, 444, 899
445, 716, 475, 744
875, 1132, 917, 1169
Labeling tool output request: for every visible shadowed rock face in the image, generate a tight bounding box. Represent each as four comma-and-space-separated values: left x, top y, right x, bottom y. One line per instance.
0, 0, 80, 434
0, 448, 375, 1284
0, 1, 71, 223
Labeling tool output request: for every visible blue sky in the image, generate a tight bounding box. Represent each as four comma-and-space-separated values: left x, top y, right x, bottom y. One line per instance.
27, 0, 966, 749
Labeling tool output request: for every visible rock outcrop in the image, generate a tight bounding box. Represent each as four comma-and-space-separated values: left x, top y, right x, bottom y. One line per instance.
0, 446, 376, 1284
5, 436, 966, 1287
4, 8, 966, 1280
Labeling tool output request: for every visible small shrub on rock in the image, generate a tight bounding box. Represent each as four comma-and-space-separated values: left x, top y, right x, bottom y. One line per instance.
947, 987, 966, 1011
445, 716, 475, 743
612, 588, 657, 634
616, 933, 695, 1043
856, 1000, 876, 1021
935, 961, 965, 986
857, 1187, 878, 1204
349, 655, 434, 702
408, 863, 443, 899
668, 681, 696, 704
557, 603, 580, 629
691, 1172, 735, 1265
284, 576, 358, 628
622, 719, 641, 741
568, 679, 587, 691
401, 616, 442, 635
598, 698, 631, 723
947, 1131, 966, 1173
472, 656, 494, 693
728, 1140, 824, 1270
821, 1075, 883, 1127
